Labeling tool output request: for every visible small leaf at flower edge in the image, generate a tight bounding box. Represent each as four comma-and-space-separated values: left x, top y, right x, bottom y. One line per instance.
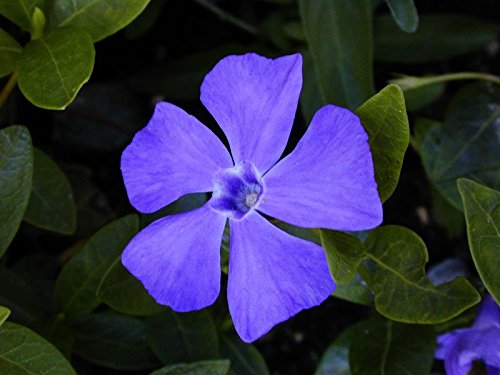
366, 225, 480, 323
458, 178, 500, 304
0, 126, 33, 258
355, 84, 410, 203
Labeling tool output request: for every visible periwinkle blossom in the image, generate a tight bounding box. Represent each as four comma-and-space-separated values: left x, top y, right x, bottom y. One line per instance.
120, 53, 382, 342
435, 295, 500, 375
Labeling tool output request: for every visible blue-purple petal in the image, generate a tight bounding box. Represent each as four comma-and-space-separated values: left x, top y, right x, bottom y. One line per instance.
121, 102, 233, 213
258, 105, 382, 231
227, 212, 335, 343
121, 205, 227, 311
200, 53, 302, 174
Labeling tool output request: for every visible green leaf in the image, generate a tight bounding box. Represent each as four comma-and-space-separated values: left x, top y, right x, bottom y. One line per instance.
419, 84, 500, 210
320, 230, 366, 284
97, 260, 166, 316
23, 148, 76, 234
349, 316, 435, 375
355, 84, 410, 202
0, 28, 22, 78
151, 360, 231, 375
220, 334, 269, 375
49, 0, 151, 42
385, 0, 418, 33
458, 178, 500, 304
332, 272, 373, 306
72, 312, 160, 370
401, 82, 445, 112
0, 306, 10, 327
365, 225, 480, 323
374, 14, 500, 63
299, 0, 374, 110
17, 27, 95, 110
146, 310, 219, 365
0, 0, 42, 32
315, 320, 369, 375
55, 215, 139, 318
0, 126, 33, 258
0, 322, 76, 374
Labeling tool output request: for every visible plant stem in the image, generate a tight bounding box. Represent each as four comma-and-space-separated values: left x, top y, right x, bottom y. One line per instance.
193, 0, 259, 35
391, 72, 500, 91
0, 72, 18, 108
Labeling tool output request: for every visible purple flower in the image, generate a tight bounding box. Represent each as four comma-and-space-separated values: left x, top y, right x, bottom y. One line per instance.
120, 53, 382, 342
435, 295, 500, 375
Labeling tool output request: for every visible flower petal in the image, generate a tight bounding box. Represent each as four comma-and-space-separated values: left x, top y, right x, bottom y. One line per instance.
122, 204, 226, 312
258, 105, 383, 231
121, 102, 233, 213
473, 294, 500, 330
227, 212, 335, 343
200, 53, 302, 174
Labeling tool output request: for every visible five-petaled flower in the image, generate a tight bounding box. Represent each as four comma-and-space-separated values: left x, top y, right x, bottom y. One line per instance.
435, 294, 500, 375
121, 53, 383, 342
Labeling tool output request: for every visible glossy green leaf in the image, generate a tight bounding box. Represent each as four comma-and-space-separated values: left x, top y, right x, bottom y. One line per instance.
458, 178, 500, 304
385, 0, 418, 33
0, 306, 10, 327
366, 225, 480, 323
220, 334, 269, 375
146, 310, 219, 365
49, 0, 151, 42
374, 14, 500, 63
0, 126, 33, 258
320, 230, 366, 284
419, 84, 500, 210
72, 312, 160, 370
355, 84, 410, 202
0, 28, 22, 78
151, 360, 231, 375
299, 0, 374, 110
23, 149, 76, 234
349, 316, 435, 375
0, 0, 42, 32
332, 272, 373, 306
55, 215, 139, 318
17, 27, 95, 110
97, 260, 166, 316
0, 322, 76, 374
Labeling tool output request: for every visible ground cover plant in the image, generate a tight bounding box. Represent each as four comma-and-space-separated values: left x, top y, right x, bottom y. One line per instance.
0, 0, 499, 374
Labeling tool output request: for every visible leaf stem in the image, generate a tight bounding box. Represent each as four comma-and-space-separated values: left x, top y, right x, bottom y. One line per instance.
391, 72, 500, 91
0, 72, 18, 108
193, 0, 259, 35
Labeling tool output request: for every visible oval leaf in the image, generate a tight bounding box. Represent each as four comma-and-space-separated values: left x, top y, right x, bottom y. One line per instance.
23, 148, 76, 234
146, 310, 219, 365
72, 312, 160, 370
220, 334, 269, 375
332, 272, 373, 306
458, 178, 500, 304
0, 322, 76, 374
349, 317, 435, 375
420, 84, 500, 210
0, 28, 22, 78
355, 84, 410, 202
151, 360, 230, 375
299, 0, 374, 111
49, 0, 151, 42
374, 14, 500, 63
55, 215, 139, 318
320, 230, 366, 284
0, 306, 10, 327
385, 0, 419, 33
17, 27, 95, 110
0, 126, 33, 258
366, 225, 480, 323
97, 260, 166, 316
